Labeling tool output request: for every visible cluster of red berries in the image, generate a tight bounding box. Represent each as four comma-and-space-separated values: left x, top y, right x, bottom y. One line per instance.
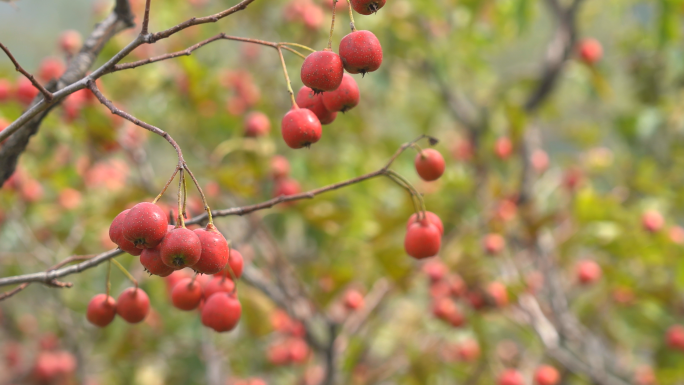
2, 335, 78, 384
266, 310, 310, 366
281, 2, 384, 149
496, 365, 561, 385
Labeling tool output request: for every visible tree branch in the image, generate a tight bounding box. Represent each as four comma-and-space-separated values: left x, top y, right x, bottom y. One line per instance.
0, 42, 53, 100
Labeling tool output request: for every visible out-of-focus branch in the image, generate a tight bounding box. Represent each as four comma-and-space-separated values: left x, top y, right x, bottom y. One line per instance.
0, 42, 53, 100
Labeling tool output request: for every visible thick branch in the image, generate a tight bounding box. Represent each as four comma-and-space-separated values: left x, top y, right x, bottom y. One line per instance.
0, 42, 53, 100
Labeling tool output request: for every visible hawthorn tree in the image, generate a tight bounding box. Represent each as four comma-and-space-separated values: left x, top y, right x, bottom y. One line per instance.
1, 0, 683, 384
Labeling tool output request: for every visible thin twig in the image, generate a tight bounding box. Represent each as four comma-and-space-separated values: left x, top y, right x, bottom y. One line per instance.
141, 0, 152, 35
0, 42, 53, 100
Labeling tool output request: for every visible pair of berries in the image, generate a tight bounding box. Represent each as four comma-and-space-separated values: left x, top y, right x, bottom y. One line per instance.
300, 30, 382, 94
86, 287, 150, 327
405, 211, 443, 259
109, 203, 232, 275
269, 155, 301, 203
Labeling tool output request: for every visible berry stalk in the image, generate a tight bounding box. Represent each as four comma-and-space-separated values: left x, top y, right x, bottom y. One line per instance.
327, 0, 338, 50
184, 164, 213, 225
346, 0, 357, 32
111, 258, 139, 289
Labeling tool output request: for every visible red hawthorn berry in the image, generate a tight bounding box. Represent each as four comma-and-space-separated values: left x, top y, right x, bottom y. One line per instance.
140, 244, 175, 277
577, 38, 602, 65
642, 210, 664, 233
498, 369, 524, 385
486, 282, 509, 307
271, 155, 291, 179
432, 296, 457, 320
300, 49, 344, 93
86, 294, 117, 327
495, 137, 513, 159
201, 292, 242, 332
160, 227, 202, 269
455, 339, 480, 362
288, 338, 310, 364
422, 259, 447, 282
165, 270, 192, 292
404, 219, 441, 259
171, 278, 204, 311
0, 79, 12, 102
447, 273, 467, 297
576, 259, 601, 285
296, 86, 337, 125
267, 341, 290, 365
38, 57, 65, 82
429, 280, 450, 298
407, 211, 444, 235
116, 287, 150, 324
274, 177, 301, 199
531, 149, 549, 173
244, 111, 271, 137
535, 365, 560, 385
215, 248, 244, 279
281, 107, 322, 149
414, 149, 445, 181
343, 289, 364, 310
350, 0, 386, 15
667, 324, 684, 351
192, 224, 230, 275
109, 209, 142, 256
59, 30, 82, 54
204, 276, 236, 299
122, 202, 169, 249
483, 233, 506, 255
339, 30, 383, 75
16, 78, 39, 106
321, 73, 360, 112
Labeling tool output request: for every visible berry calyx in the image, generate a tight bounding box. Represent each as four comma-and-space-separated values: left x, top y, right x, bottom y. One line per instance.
122, 202, 169, 249
204, 276, 236, 299
201, 292, 242, 332
296, 86, 337, 125
350, 0, 386, 15
404, 219, 441, 259
407, 211, 444, 235
86, 294, 117, 327
321, 73, 360, 113
192, 224, 230, 275
160, 227, 203, 269
109, 209, 142, 256
535, 365, 560, 385
116, 287, 150, 324
244, 111, 271, 137
300, 49, 345, 93
171, 278, 204, 311
414, 149, 445, 181
281, 108, 322, 149
339, 30, 383, 75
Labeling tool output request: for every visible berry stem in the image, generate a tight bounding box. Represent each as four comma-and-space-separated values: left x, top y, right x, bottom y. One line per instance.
411, 143, 425, 157
190, 272, 198, 286
327, 0, 338, 50
386, 170, 427, 220
183, 164, 213, 225
346, 0, 357, 32
111, 259, 139, 289
277, 46, 298, 109
279, 42, 316, 53
177, 168, 186, 228
153, 167, 180, 204
384, 172, 422, 215
182, 169, 189, 219
105, 259, 112, 298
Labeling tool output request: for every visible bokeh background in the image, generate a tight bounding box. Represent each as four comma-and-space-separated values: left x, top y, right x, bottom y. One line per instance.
1, 0, 684, 384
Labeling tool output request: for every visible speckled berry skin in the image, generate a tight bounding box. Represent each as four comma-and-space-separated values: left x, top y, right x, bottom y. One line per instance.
192, 225, 230, 275
122, 203, 169, 249
86, 294, 117, 327
201, 292, 242, 332
300, 50, 344, 93
109, 209, 142, 256
350, 0, 386, 15
116, 287, 150, 324
296, 86, 337, 125
281, 108, 322, 149
160, 227, 202, 269
140, 244, 175, 277
339, 30, 383, 75
322, 73, 360, 112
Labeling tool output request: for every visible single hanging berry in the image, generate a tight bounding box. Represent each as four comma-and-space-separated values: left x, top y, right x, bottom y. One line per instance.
86, 294, 117, 327
300, 49, 344, 93
281, 107, 322, 149
404, 218, 441, 259
339, 30, 383, 75
171, 278, 204, 311
160, 227, 203, 269
406, 211, 444, 235
414, 149, 445, 181
321, 73, 360, 113
116, 287, 150, 324
350, 0, 386, 15
201, 292, 242, 332
296, 86, 337, 125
